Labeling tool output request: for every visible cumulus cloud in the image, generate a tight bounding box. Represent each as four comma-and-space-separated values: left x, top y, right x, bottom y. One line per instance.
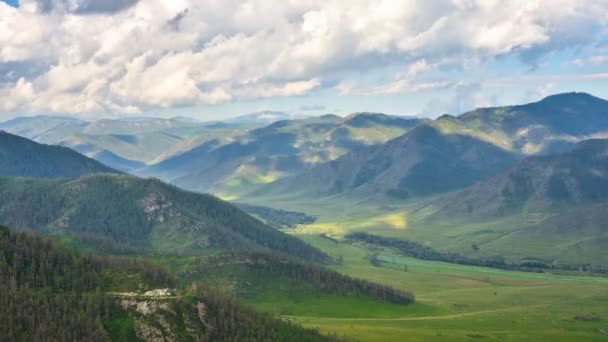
0, 0, 607, 115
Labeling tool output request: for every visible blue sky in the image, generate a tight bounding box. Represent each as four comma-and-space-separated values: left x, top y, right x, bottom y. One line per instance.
1, 0, 18, 7
0, 0, 607, 121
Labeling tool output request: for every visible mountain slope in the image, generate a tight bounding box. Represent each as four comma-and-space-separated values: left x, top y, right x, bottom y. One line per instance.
430, 139, 608, 219
138, 113, 423, 195
0, 174, 328, 262
255, 125, 519, 200
435, 92, 608, 154
0, 131, 118, 178
406, 139, 608, 266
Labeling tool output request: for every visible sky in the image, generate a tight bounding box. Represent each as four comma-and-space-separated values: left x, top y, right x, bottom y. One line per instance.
0, 0, 607, 121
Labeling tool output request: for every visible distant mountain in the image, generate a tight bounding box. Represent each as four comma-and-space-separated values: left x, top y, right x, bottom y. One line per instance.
59, 131, 184, 166
0, 174, 328, 262
137, 113, 424, 195
0, 115, 87, 144
0, 116, 253, 171
0, 131, 118, 178
430, 139, 608, 219
255, 125, 519, 200
435, 92, 608, 154
82, 117, 199, 135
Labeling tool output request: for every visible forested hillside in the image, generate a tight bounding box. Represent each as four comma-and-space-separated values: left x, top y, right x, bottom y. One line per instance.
430, 139, 608, 219
0, 226, 340, 341
180, 252, 415, 306
0, 174, 328, 262
0, 131, 118, 178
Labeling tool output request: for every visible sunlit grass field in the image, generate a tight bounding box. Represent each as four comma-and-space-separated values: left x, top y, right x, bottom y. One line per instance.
277, 235, 608, 341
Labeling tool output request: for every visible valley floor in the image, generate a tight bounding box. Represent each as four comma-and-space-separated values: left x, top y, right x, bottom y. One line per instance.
251, 234, 608, 341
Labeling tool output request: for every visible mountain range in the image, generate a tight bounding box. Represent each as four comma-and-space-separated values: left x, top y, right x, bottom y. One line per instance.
136, 112, 423, 195
1, 92, 607, 267
0, 132, 327, 262
254, 124, 520, 200
252, 92, 608, 202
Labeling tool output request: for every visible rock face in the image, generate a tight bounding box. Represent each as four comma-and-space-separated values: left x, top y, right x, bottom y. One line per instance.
119, 294, 209, 341
143, 288, 176, 297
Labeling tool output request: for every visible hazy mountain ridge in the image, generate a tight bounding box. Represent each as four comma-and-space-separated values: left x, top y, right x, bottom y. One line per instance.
138, 112, 424, 195
0, 115, 264, 172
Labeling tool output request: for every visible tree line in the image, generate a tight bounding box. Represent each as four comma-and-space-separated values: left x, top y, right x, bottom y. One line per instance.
200, 252, 415, 305
347, 232, 608, 274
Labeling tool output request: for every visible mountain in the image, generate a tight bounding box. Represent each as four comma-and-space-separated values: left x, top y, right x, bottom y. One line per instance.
413, 139, 608, 266
138, 113, 424, 195
0, 115, 88, 144
435, 92, 608, 155
0, 116, 254, 171
255, 124, 519, 200
0, 174, 328, 262
58, 118, 241, 168
59, 131, 185, 166
0, 131, 118, 178
430, 139, 608, 219
82, 117, 201, 135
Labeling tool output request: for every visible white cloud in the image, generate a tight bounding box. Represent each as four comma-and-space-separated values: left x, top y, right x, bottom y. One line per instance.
570, 55, 608, 67
0, 0, 606, 115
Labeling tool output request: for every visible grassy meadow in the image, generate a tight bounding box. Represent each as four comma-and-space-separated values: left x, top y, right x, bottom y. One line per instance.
289, 235, 608, 341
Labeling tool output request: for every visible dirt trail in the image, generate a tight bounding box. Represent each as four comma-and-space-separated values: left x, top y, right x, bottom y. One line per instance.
293, 305, 535, 322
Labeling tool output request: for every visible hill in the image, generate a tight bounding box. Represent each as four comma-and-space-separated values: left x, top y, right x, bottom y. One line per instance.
0, 131, 118, 178
0, 174, 328, 262
0, 226, 338, 341
254, 125, 519, 200
435, 92, 608, 154
174, 252, 415, 311
138, 113, 423, 196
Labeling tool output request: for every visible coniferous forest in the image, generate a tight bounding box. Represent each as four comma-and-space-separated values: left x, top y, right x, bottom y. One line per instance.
0, 226, 343, 341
